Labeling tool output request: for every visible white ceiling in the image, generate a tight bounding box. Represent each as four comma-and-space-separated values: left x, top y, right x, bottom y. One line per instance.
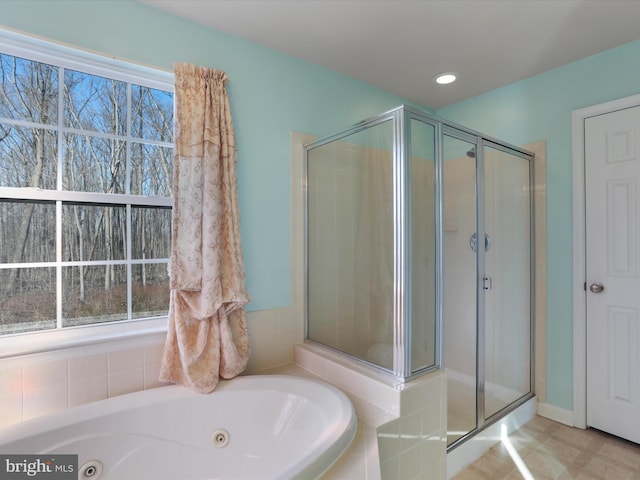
142, 0, 640, 109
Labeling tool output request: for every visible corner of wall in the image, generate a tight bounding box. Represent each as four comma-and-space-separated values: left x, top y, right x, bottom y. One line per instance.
522, 140, 547, 404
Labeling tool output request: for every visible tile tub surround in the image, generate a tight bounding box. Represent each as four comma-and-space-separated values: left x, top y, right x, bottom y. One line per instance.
291, 343, 448, 480
0, 305, 302, 430
0, 334, 169, 428
0, 334, 444, 480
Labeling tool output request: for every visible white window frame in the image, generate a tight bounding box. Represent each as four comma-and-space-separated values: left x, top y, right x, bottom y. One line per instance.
0, 28, 174, 358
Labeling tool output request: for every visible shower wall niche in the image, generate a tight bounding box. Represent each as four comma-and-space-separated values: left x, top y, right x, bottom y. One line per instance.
305, 105, 534, 446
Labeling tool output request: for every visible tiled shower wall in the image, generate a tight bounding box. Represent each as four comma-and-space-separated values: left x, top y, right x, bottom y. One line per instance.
0, 306, 302, 429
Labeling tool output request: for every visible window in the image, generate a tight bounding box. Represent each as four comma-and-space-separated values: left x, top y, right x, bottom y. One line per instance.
0, 30, 174, 347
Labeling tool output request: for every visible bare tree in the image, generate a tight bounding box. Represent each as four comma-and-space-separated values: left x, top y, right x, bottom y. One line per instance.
1, 54, 173, 331
0, 55, 56, 292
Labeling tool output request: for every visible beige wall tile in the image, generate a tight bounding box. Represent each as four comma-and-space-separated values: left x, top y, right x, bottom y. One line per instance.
69, 353, 107, 380
0, 365, 22, 395
23, 359, 67, 389
0, 392, 22, 428
69, 375, 108, 407
108, 348, 143, 373
23, 383, 67, 421
108, 369, 144, 397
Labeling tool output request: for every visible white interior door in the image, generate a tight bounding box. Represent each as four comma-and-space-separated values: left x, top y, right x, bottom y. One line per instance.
585, 105, 640, 444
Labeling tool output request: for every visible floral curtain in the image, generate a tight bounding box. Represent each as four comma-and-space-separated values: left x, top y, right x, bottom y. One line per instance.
159, 63, 250, 393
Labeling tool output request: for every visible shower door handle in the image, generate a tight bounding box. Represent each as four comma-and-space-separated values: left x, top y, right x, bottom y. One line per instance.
470, 233, 492, 252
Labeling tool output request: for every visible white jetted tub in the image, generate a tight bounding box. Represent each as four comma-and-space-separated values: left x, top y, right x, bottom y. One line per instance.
0, 375, 357, 479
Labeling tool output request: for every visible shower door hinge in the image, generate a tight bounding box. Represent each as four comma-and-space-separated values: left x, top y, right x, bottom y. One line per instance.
483, 275, 493, 290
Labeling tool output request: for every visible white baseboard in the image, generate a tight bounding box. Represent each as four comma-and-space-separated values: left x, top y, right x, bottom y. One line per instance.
537, 402, 575, 427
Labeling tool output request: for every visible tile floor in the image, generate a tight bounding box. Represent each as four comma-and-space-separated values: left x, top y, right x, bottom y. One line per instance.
452, 416, 640, 480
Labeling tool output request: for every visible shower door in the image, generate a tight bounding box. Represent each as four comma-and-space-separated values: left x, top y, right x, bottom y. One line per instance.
444, 132, 533, 447
483, 144, 532, 420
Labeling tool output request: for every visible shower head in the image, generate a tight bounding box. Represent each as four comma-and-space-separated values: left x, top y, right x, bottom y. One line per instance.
466, 147, 476, 158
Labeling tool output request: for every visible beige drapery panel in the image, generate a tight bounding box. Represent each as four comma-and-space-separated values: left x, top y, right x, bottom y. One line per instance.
159, 63, 250, 393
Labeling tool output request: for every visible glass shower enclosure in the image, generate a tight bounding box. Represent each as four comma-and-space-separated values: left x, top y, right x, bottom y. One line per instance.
305, 105, 534, 447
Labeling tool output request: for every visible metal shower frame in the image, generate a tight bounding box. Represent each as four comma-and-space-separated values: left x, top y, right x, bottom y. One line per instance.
303, 105, 535, 410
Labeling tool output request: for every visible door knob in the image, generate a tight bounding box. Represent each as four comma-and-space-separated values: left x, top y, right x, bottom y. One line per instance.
589, 282, 605, 293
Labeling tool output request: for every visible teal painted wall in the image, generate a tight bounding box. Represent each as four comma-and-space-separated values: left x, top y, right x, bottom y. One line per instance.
437, 39, 640, 411
0, 0, 414, 312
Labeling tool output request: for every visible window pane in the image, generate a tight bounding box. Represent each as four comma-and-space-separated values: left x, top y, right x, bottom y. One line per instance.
62, 204, 126, 261
0, 124, 57, 188
131, 207, 171, 259
130, 143, 173, 196
131, 85, 173, 142
132, 263, 169, 319
0, 267, 56, 335
0, 54, 58, 124
0, 201, 55, 263
64, 69, 126, 135
63, 134, 125, 193
62, 264, 127, 327
0, 42, 173, 337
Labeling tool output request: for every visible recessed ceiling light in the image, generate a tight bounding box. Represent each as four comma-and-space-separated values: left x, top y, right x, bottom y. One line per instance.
434, 73, 457, 85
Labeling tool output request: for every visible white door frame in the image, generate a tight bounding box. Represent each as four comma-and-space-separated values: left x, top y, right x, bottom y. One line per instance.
572, 92, 640, 429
